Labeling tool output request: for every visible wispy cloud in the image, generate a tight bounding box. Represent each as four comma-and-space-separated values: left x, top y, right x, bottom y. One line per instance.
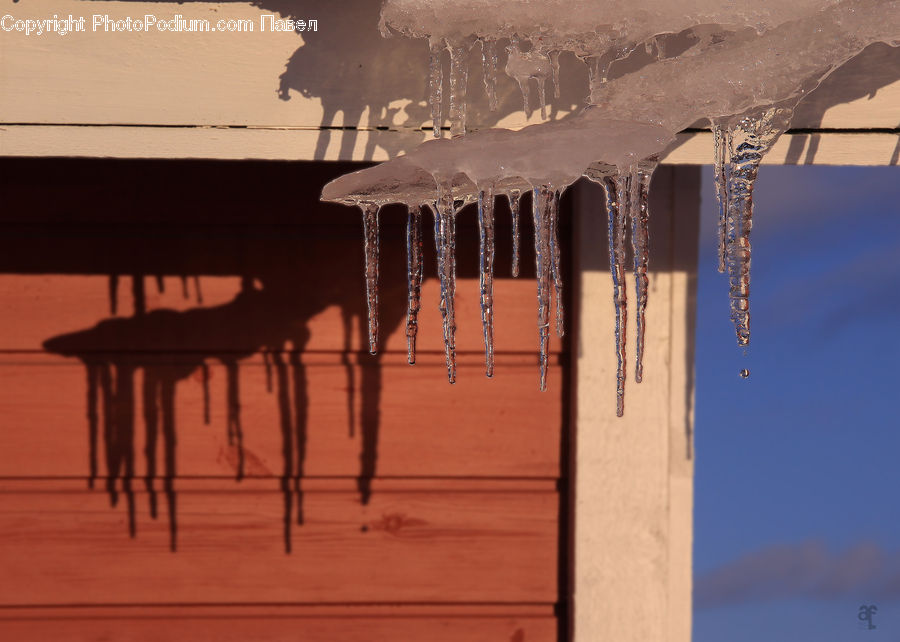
696, 541, 900, 608
751, 236, 900, 338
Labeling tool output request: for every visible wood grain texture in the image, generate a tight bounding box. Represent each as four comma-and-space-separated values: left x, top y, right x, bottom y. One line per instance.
0, 159, 566, 480
0, 1, 896, 163
0, 274, 560, 357
0, 1, 895, 129
1, 125, 896, 165
0, 353, 562, 479
0, 605, 556, 642
0, 156, 567, 639
0, 480, 558, 605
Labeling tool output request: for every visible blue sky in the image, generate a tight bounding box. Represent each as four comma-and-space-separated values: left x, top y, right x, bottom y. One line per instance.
692, 165, 900, 642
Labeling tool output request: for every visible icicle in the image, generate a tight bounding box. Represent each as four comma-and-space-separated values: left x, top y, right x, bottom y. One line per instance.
713, 123, 729, 273
536, 77, 547, 120
725, 107, 791, 347
603, 174, 629, 417
549, 50, 561, 99
517, 78, 532, 118
507, 38, 531, 118
585, 50, 617, 96
657, 35, 669, 59
723, 105, 793, 349
478, 187, 496, 377
632, 159, 656, 383
405, 206, 423, 365
724, 126, 757, 349
360, 202, 380, 354
509, 190, 522, 278
588, 57, 600, 94
448, 42, 470, 137
482, 39, 499, 111
548, 190, 564, 337
587, 56, 608, 95
429, 39, 444, 138
505, 39, 552, 120
434, 185, 458, 383
532, 185, 553, 391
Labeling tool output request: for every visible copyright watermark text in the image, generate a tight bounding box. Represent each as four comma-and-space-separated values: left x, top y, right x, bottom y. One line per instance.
1, 14, 317, 36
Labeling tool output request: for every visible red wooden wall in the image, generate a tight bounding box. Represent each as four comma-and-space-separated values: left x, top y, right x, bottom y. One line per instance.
0, 159, 569, 641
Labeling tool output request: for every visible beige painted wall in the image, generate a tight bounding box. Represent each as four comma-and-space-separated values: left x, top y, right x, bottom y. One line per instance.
0, 1, 897, 163
572, 167, 699, 642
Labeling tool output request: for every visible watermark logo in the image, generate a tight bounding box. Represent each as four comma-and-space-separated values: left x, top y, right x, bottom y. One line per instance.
858, 604, 878, 631
1, 13, 317, 36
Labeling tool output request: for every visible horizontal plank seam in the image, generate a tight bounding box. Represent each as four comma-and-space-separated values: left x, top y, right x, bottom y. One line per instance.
0, 475, 559, 482
0, 489, 560, 496
3, 123, 897, 134
0, 601, 556, 610
683, 126, 900, 135
0, 614, 556, 622
0, 123, 439, 133
0, 350, 564, 356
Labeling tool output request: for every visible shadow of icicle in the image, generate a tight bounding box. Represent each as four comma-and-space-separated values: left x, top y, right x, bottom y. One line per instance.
43, 269, 400, 552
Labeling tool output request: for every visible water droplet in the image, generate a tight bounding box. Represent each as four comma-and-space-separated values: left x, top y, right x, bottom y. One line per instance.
739, 368, 750, 379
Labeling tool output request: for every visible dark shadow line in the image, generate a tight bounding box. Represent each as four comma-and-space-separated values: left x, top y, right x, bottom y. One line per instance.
86, 362, 100, 489
556, 188, 574, 642
0, 475, 560, 482
289, 349, 308, 528
0, 601, 556, 610
142, 368, 159, 520
681, 126, 900, 135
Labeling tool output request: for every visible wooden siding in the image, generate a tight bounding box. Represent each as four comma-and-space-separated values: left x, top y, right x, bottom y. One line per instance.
0, 158, 566, 640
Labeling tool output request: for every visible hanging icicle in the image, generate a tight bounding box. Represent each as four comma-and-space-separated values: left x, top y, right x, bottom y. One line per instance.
724, 118, 760, 349
507, 37, 531, 118
434, 185, 458, 382
713, 122, 729, 274
509, 189, 522, 278
406, 205, 424, 365
505, 38, 553, 120
548, 189, 564, 337
478, 187, 496, 377
719, 105, 793, 349
448, 41, 471, 137
536, 76, 548, 120
603, 173, 630, 417
532, 185, 553, 391
549, 50, 561, 99
360, 202, 380, 354
482, 39, 499, 111
632, 159, 657, 383
429, 39, 444, 138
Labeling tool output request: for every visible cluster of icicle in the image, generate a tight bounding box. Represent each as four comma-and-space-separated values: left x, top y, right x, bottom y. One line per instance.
358, 182, 564, 391
323, 0, 899, 415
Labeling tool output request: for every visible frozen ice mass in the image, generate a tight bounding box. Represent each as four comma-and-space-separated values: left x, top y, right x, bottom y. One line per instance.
322, 0, 899, 415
